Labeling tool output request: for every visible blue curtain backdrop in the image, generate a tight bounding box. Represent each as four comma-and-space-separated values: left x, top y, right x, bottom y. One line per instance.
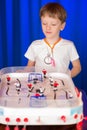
0, 0, 87, 94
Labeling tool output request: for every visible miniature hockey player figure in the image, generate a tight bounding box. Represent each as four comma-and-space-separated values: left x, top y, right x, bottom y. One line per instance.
14, 79, 21, 95
49, 76, 54, 86
27, 83, 34, 97
6, 75, 11, 85
27, 83, 34, 92
39, 86, 45, 96
53, 81, 59, 90
42, 69, 47, 78
33, 77, 38, 84
35, 89, 41, 97
35, 87, 45, 98
6, 75, 11, 95
53, 81, 59, 99
67, 91, 73, 99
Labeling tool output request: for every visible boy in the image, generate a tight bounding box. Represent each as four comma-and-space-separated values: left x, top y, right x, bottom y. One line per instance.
24, 3, 81, 129
24, 2, 81, 78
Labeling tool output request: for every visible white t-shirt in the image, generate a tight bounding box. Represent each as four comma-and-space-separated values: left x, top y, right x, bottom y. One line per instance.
24, 38, 79, 75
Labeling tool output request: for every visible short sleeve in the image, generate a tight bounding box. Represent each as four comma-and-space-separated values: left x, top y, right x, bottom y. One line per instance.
24, 44, 35, 61
69, 42, 79, 61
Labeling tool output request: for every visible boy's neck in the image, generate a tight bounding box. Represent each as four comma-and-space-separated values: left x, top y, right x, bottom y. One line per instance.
44, 37, 61, 45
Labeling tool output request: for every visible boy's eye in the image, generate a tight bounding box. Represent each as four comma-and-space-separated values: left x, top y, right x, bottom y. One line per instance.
42, 22, 47, 25
51, 24, 56, 26
42, 22, 57, 26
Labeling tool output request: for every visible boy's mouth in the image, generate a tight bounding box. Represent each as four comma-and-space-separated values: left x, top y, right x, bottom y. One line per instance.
46, 31, 52, 34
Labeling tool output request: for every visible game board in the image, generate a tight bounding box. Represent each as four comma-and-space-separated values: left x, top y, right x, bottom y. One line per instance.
0, 67, 83, 126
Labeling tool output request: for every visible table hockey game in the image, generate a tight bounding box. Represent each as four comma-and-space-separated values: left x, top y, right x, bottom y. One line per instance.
0, 67, 84, 130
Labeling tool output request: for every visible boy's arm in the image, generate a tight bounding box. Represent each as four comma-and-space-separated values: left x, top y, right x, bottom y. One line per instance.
71, 59, 81, 78
27, 60, 35, 67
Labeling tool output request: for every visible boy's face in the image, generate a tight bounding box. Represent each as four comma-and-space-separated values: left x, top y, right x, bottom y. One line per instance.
41, 14, 65, 39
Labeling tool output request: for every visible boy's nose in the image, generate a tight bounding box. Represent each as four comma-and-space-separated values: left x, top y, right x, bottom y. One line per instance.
46, 24, 51, 29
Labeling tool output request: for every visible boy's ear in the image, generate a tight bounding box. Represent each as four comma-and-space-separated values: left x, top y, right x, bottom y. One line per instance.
60, 22, 66, 31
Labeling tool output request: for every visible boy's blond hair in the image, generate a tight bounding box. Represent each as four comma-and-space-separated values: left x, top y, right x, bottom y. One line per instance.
40, 2, 67, 23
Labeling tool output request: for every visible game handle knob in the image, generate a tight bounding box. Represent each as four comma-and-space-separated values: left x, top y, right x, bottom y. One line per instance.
5, 126, 10, 130
80, 114, 83, 120
75, 87, 80, 97
5, 117, 10, 122
16, 118, 21, 123
22, 126, 26, 130
74, 114, 78, 119
24, 118, 29, 122
60, 115, 66, 122
84, 116, 87, 120
76, 121, 83, 130
14, 126, 19, 130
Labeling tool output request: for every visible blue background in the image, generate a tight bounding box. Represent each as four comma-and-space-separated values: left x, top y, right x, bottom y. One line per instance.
0, 0, 87, 94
